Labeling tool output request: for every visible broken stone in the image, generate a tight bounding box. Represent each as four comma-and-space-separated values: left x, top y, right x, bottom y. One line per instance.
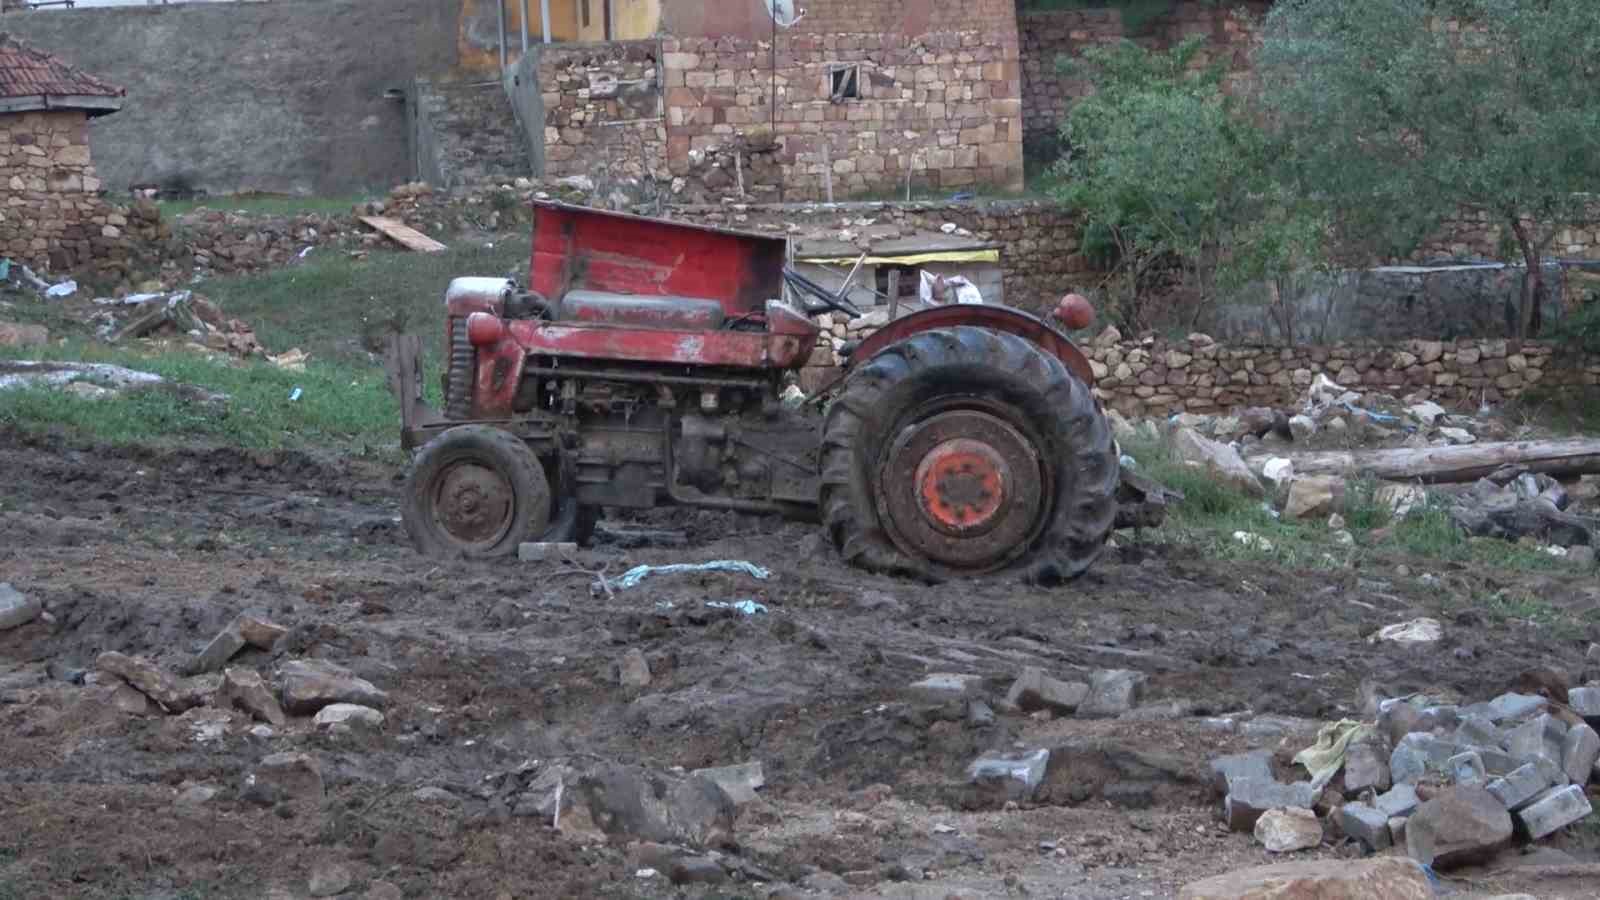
618, 648, 652, 688
1483, 692, 1548, 724
1260, 457, 1295, 491
690, 761, 765, 806
1176, 857, 1433, 900
1488, 763, 1553, 812
1337, 802, 1392, 850
908, 673, 984, 699
1407, 401, 1447, 426
1225, 778, 1317, 832
1448, 751, 1487, 787
1374, 784, 1420, 818
1515, 784, 1593, 840
0, 583, 42, 631
1284, 475, 1346, 520
218, 667, 286, 726
1374, 483, 1426, 519
1343, 740, 1391, 793
237, 614, 288, 651
1171, 427, 1264, 497
1287, 414, 1316, 442
243, 752, 324, 806
174, 783, 218, 806
568, 763, 735, 847
1371, 617, 1442, 646
1253, 806, 1322, 853
96, 651, 206, 713
1561, 723, 1599, 785
1005, 667, 1088, 715
1405, 786, 1513, 870
308, 860, 353, 898
1390, 732, 1459, 784
313, 703, 385, 731
1504, 714, 1567, 773
111, 683, 154, 715
967, 699, 995, 728
966, 749, 1049, 802
190, 621, 247, 675
277, 659, 387, 715
1454, 713, 1501, 749
1078, 668, 1145, 718
1209, 750, 1274, 794
1569, 686, 1600, 726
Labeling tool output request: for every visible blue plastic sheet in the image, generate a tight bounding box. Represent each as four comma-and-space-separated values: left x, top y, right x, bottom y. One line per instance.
706, 599, 769, 615
614, 560, 771, 589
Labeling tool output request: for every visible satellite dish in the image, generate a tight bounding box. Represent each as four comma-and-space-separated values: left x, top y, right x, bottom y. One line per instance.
763, 0, 801, 27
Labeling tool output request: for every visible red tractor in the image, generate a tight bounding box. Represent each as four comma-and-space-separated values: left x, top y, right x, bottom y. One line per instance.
386, 202, 1118, 582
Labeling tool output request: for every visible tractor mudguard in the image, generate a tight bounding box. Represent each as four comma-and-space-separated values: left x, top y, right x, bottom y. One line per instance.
845, 305, 1096, 386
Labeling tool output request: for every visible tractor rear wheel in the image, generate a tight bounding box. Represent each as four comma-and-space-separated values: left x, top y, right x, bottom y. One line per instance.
820, 326, 1117, 583
402, 425, 551, 558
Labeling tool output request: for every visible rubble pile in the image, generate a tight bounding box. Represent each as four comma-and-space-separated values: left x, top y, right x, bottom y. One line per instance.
100, 290, 267, 358
1209, 688, 1598, 865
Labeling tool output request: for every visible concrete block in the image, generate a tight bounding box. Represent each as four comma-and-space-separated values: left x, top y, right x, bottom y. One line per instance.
1506, 713, 1567, 771
1374, 783, 1420, 818
908, 673, 985, 699
1561, 724, 1599, 786
1337, 802, 1392, 850
1570, 685, 1600, 726
1225, 778, 1316, 832
1487, 763, 1553, 812
1389, 732, 1459, 785
1515, 784, 1593, 840
1344, 740, 1391, 793
1209, 750, 1273, 794
1453, 713, 1502, 749
690, 761, 765, 806
1483, 692, 1548, 723
1449, 751, 1487, 787
966, 749, 1049, 802
1005, 667, 1088, 715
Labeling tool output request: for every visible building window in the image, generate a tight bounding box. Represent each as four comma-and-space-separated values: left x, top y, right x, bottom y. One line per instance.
829, 64, 860, 102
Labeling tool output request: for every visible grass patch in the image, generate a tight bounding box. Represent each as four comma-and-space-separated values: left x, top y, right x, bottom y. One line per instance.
198, 241, 528, 369
157, 193, 372, 220
0, 341, 399, 452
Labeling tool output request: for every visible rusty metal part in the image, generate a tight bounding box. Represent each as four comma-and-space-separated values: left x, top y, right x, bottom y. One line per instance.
876, 408, 1046, 570
430, 461, 516, 552
844, 305, 1097, 386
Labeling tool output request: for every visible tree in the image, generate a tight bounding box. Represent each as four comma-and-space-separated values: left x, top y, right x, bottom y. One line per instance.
1258, 0, 1600, 337
1048, 37, 1320, 333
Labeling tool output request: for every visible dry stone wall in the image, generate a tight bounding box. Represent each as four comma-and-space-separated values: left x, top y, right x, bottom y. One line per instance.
538, 42, 668, 184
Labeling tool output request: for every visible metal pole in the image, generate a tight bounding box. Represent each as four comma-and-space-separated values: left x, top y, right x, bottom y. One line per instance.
497, 0, 507, 70
540, 0, 552, 43
520, 0, 529, 56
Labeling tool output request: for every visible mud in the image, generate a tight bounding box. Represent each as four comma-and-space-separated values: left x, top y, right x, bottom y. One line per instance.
2, 425, 1597, 899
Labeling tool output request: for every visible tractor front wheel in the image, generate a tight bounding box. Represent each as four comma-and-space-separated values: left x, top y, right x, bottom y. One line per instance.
401, 425, 551, 558
820, 326, 1118, 583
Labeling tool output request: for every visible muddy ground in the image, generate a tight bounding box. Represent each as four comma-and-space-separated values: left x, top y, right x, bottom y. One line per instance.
2, 426, 1597, 899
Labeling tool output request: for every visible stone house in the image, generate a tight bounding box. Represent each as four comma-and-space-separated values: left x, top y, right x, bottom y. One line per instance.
0, 31, 124, 271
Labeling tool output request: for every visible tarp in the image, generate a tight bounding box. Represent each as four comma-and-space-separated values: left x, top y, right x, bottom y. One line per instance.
798, 249, 1001, 266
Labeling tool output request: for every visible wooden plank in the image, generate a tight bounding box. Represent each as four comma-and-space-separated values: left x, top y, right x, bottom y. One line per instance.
359, 216, 448, 253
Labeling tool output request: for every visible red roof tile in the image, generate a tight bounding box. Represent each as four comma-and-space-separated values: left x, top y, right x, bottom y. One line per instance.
0, 31, 124, 110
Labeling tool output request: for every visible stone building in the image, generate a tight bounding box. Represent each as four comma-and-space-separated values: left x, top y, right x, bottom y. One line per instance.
0, 31, 125, 271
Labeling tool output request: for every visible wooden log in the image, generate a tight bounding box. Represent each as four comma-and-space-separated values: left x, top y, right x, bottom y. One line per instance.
1255, 438, 1600, 484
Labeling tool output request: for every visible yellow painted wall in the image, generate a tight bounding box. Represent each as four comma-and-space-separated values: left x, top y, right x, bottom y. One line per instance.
458, 0, 581, 73
611, 0, 661, 39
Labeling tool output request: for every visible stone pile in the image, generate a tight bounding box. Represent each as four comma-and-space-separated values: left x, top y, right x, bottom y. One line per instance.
1211, 689, 1598, 866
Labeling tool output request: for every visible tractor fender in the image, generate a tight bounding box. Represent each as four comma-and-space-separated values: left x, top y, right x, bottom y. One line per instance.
846, 305, 1096, 386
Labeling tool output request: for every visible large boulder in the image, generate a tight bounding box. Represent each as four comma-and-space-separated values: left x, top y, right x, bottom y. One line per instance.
1178, 857, 1433, 900
1284, 476, 1347, 520
1405, 785, 1513, 870
1171, 428, 1263, 497
277, 659, 388, 715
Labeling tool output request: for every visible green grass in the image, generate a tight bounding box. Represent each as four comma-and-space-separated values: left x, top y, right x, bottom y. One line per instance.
157, 193, 373, 220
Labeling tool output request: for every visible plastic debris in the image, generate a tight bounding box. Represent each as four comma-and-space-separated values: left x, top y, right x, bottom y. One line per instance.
706, 599, 768, 615
1233, 531, 1274, 552
1370, 617, 1442, 645
614, 560, 771, 589
288, 387, 303, 402
45, 279, 78, 299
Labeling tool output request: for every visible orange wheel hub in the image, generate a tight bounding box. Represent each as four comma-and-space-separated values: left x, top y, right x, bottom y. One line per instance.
914, 439, 1010, 534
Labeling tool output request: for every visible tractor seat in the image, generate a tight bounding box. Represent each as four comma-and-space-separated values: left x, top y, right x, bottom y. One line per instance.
557, 289, 726, 330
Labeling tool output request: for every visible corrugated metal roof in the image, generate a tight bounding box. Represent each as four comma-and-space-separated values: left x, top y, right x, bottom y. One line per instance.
0, 31, 124, 109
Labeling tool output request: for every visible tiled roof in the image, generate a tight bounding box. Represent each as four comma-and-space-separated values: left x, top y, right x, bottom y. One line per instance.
0, 31, 124, 111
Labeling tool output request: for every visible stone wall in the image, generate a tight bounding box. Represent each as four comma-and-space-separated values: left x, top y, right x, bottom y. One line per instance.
413, 78, 532, 190
1416, 206, 1600, 263
1083, 334, 1595, 419
0, 110, 121, 271
1019, 1, 1267, 152
537, 41, 669, 186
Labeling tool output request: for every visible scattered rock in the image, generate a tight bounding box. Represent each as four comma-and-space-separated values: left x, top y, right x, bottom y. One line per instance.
908, 673, 985, 699
1343, 740, 1391, 793
0, 583, 41, 631
308, 860, 353, 897
1225, 778, 1316, 832
1171, 428, 1264, 497
1487, 762, 1553, 812
243, 752, 324, 806
1390, 732, 1459, 784
237, 614, 288, 650
1405, 786, 1513, 870
1287, 415, 1316, 442
1371, 618, 1442, 646
189, 620, 247, 675
1253, 807, 1322, 852
1515, 784, 1593, 840
1482, 692, 1547, 723
1571, 685, 1600, 726
1337, 802, 1392, 850
1284, 476, 1346, 520
313, 703, 386, 731
1448, 751, 1487, 787
1210, 750, 1273, 794
277, 659, 387, 715
567, 763, 735, 847
96, 651, 206, 713
1374, 784, 1420, 818
1005, 667, 1088, 715
174, 783, 218, 806
618, 648, 652, 688
1177, 857, 1433, 900
363, 881, 403, 900
110, 683, 154, 715
1561, 724, 1599, 785
1078, 669, 1146, 718
690, 761, 765, 806
218, 667, 287, 726
1504, 713, 1567, 773
967, 749, 1049, 802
